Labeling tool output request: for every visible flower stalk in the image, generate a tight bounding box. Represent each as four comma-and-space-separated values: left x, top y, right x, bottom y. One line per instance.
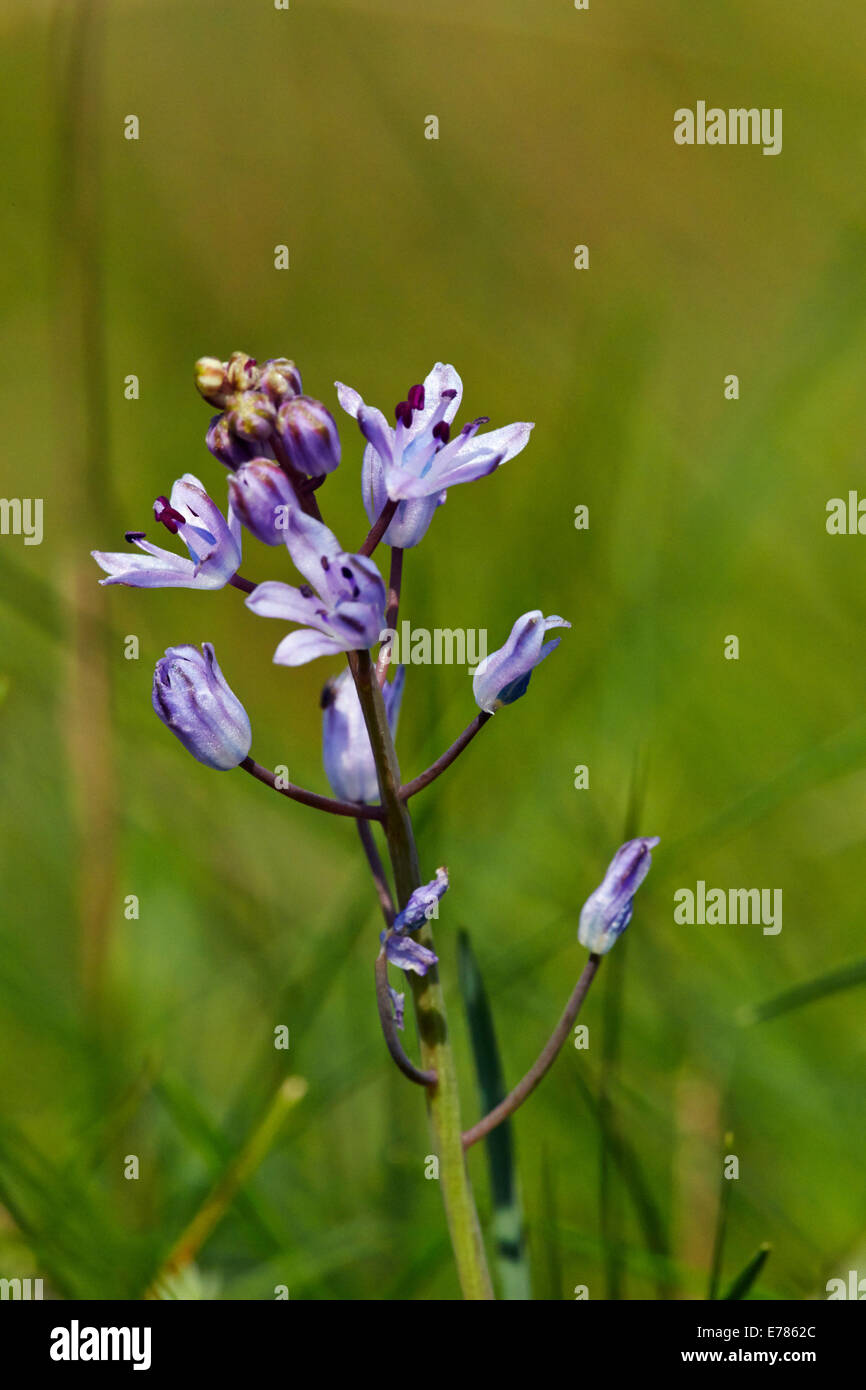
462, 954, 601, 1150
240, 755, 384, 820
348, 647, 494, 1300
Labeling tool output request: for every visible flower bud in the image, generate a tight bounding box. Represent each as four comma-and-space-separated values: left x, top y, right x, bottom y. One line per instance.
321, 666, 404, 802
258, 357, 302, 404
152, 642, 252, 770
578, 837, 660, 955
194, 357, 232, 408
227, 390, 276, 441
206, 414, 274, 470
277, 395, 341, 476
228, 460, 299, 546
225, 351, 260, 393
473, 611, 571, 714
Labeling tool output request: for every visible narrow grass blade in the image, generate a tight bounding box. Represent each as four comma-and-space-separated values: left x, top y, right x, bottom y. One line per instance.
723, 1243, 771, 1300
572, 1071, 673, 1298
536, 1146, 563, 1300
739, 958, 866, 1025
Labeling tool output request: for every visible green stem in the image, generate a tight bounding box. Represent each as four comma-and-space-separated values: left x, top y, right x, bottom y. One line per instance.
348, 648, 494, 1300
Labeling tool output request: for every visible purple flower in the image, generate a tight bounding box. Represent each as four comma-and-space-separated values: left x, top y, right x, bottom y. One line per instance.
245, 510, 386, 665
277, 396, 341, 477
228, 459, 299, 546
472, 610, 570, 713
152, 642, 252, 770
393, 867, 449, 930
207, 413, 274, 471
92, 474, 241, 589
382, 932, 439, 976
379, 869, 449, 976
335, 363, 533, 548
321, 666, 405, 803
578, 837, 660, 955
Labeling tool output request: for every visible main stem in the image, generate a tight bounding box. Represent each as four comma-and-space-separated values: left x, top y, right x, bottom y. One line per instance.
348, 648, 493, 1300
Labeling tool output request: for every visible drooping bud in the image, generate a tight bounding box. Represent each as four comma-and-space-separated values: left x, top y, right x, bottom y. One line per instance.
276, 395, 341, 476
152, 643, 252, 770
228, 460, 299, 546
577, 837, 660, 955
473, 611, 571, 714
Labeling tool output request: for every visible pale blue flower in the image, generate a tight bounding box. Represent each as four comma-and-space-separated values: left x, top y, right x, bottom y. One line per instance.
93, 474, 241, 590
336, 363, 533, 548
246, 511, 386, 665
472, 610, 570, 713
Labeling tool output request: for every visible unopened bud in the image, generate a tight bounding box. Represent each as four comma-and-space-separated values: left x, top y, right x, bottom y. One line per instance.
277, 395, 341, 476
259, 357, 303, 404
206, 414, 273, 470
194, 357, 232, 408
227, 390, 277, 441
225, 351, 260, 393
152, 643, 252, 770
229, 460, 299, 546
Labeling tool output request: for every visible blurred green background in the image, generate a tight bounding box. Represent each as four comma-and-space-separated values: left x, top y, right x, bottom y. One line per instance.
1, 0, 866, 1300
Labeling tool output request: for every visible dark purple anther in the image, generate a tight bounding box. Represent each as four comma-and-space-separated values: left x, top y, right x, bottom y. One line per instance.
407, 383, 425, 411
154, 497, 186, 534
125, 531, 146, 543
394, 400, 413, 427
432, 421, 450, 444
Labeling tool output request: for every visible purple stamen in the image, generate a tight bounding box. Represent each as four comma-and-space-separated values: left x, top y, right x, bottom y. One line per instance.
407, 383, 425, 411
432, 421, 450, 444
154, 496, 186, 535
394, 400, 413, 428
125, 530, 146, 543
